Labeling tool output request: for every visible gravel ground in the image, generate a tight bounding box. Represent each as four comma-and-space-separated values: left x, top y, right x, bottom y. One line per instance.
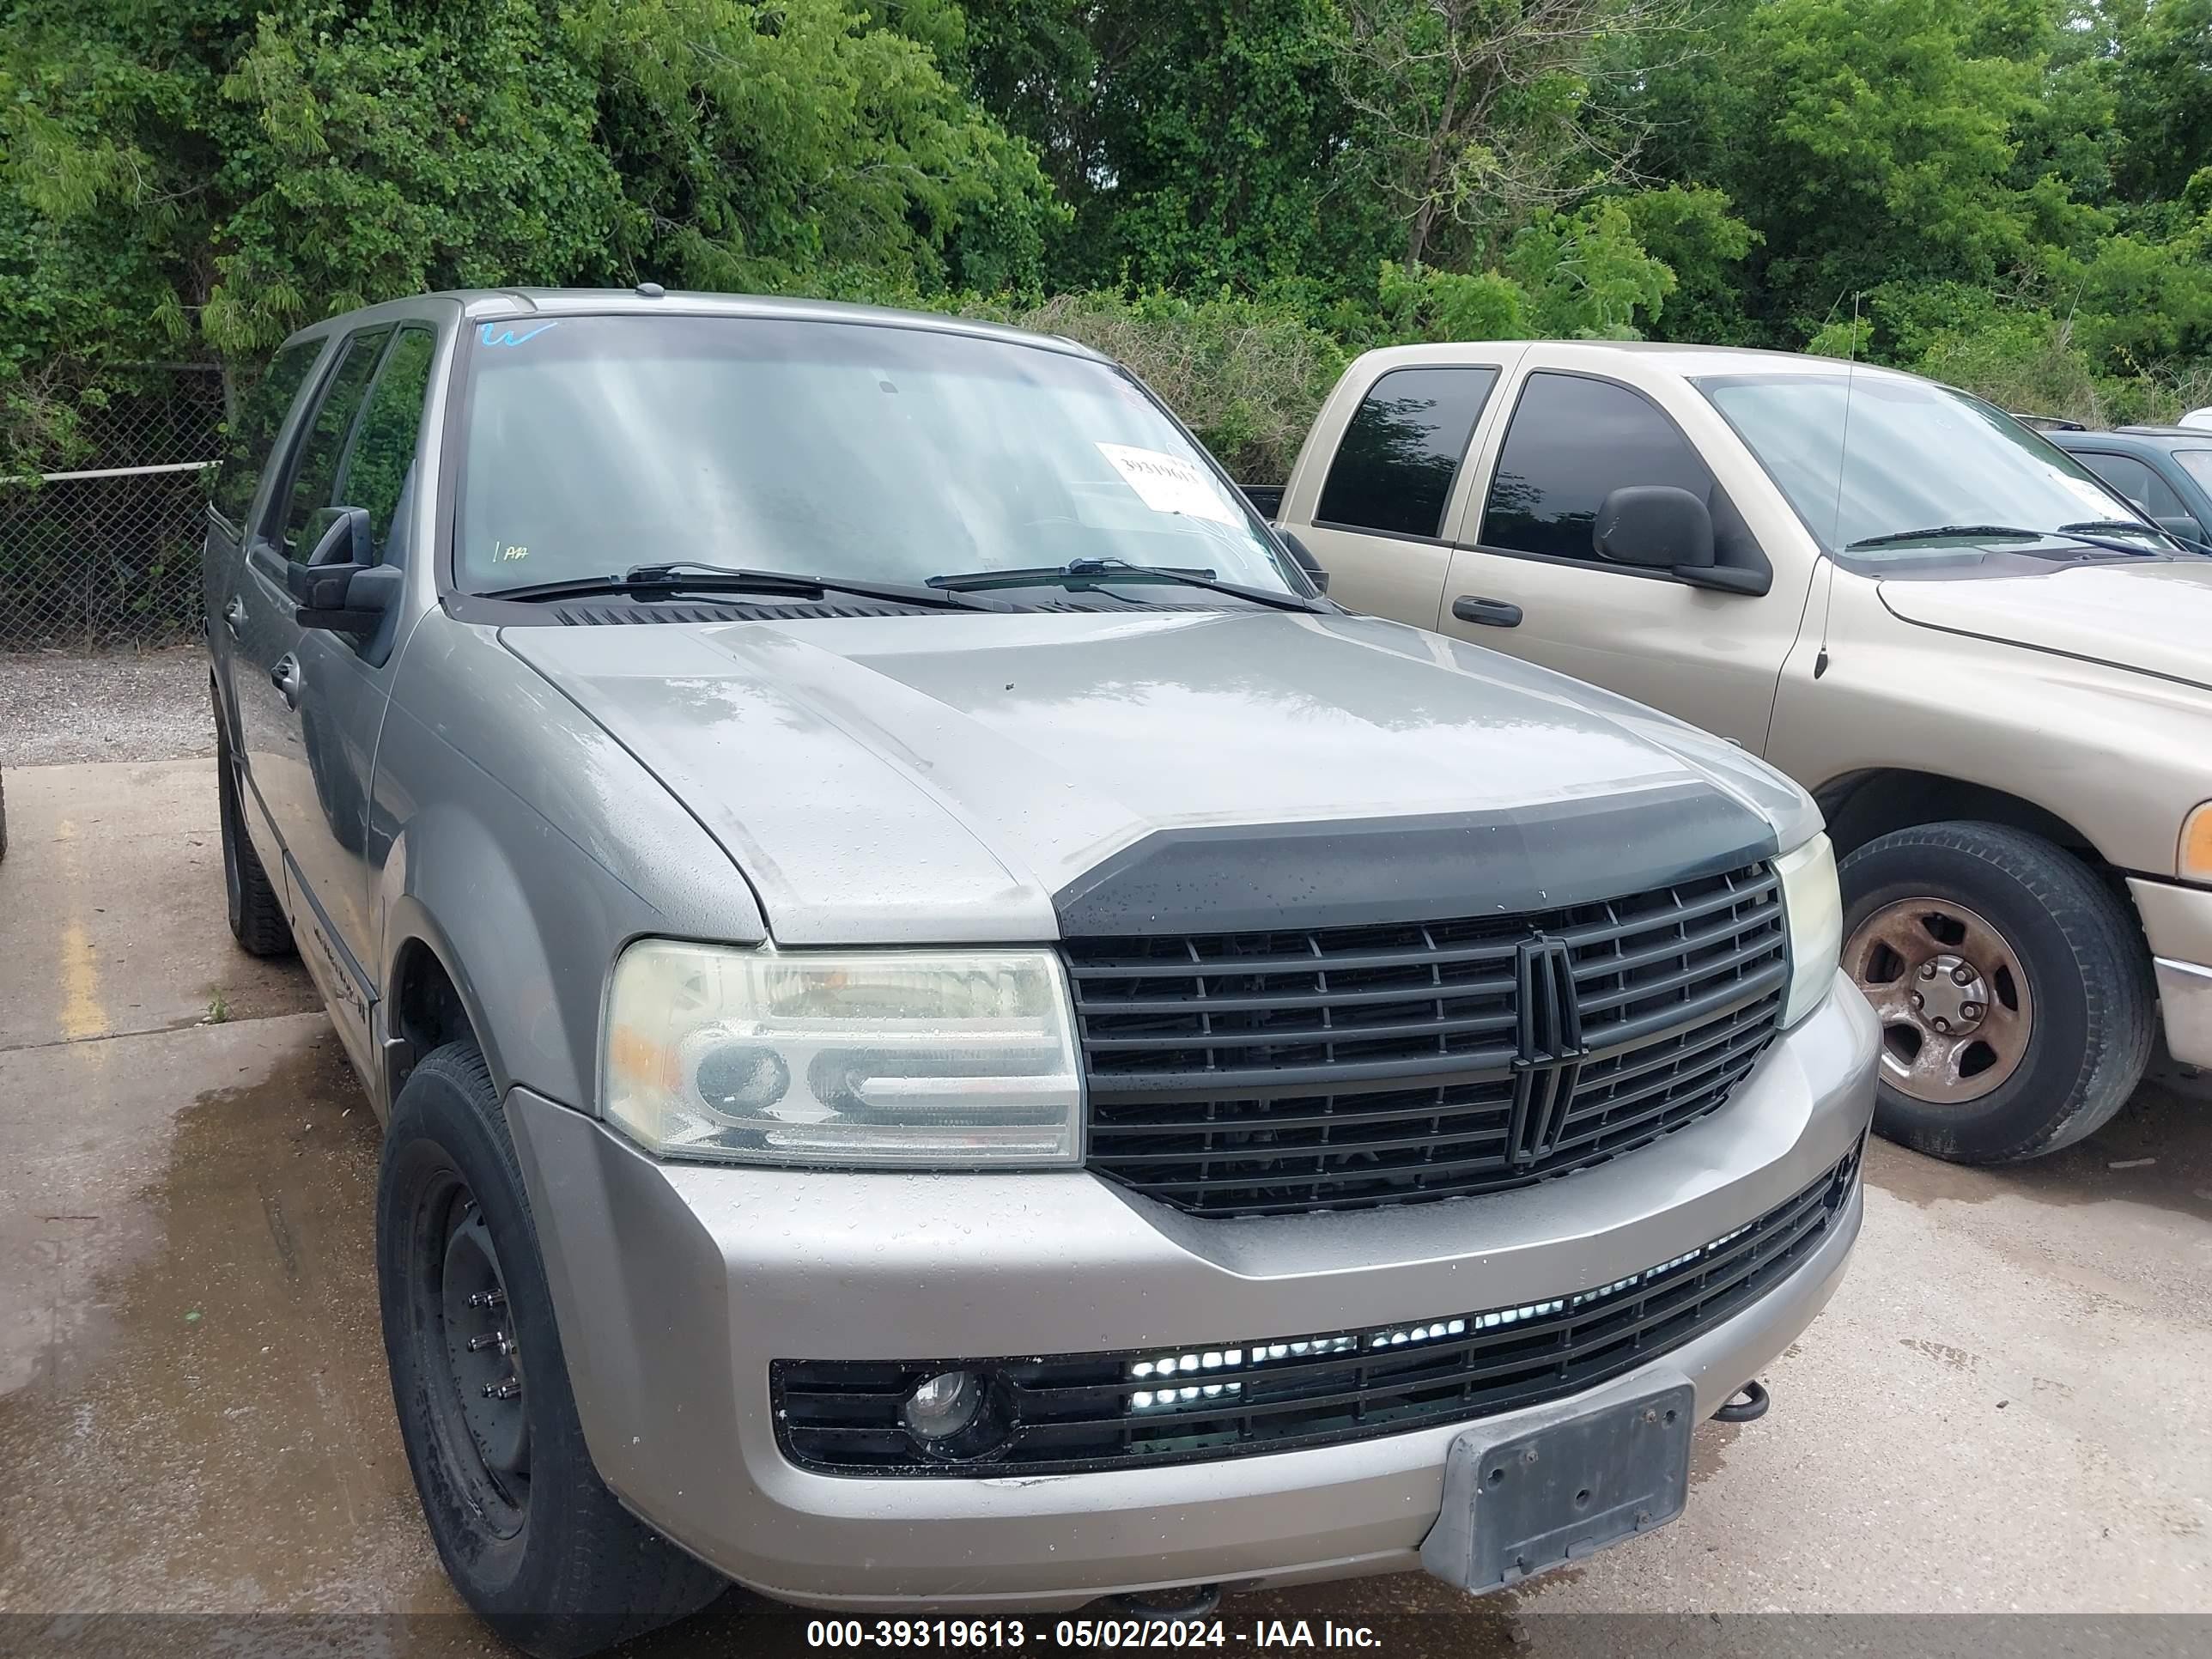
0, 646, 211, 766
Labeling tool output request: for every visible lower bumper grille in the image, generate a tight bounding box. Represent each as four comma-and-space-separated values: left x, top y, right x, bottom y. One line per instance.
774, 1146, 1860, 1476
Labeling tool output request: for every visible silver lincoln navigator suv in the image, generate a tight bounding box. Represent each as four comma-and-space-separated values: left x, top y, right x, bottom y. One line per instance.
201, 289, 1878, 1656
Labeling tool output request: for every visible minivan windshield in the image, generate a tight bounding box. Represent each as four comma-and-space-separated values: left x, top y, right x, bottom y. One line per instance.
453, 313, 1298, 600
1694, 371, 2167, 565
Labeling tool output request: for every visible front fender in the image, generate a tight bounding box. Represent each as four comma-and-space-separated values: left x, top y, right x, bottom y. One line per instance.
371, 617, 767, 1113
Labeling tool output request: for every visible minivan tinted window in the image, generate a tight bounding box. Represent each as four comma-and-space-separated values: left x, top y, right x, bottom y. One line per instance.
1316, 367, 1498, 538
1483, 374, 1712, 561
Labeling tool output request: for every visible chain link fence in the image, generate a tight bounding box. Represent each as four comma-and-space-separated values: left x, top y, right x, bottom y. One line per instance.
0, 365, 226, 650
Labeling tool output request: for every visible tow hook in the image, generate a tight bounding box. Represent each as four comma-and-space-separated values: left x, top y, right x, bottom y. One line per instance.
1108, 1585, 1223, 1621
1713, 1379, 1771, 1423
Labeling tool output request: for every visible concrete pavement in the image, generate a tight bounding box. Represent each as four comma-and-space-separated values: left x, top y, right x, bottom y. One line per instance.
2, 757, 2208, 1656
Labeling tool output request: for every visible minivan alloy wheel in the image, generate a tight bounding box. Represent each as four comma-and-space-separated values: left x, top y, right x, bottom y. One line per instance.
1846, 896, 2033, 1104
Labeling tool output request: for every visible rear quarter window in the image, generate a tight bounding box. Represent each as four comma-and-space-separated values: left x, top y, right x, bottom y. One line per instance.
1316, 367, 1498, 538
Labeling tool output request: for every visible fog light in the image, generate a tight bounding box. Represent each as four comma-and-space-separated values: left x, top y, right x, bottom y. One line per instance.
902, 1370, 983, 1443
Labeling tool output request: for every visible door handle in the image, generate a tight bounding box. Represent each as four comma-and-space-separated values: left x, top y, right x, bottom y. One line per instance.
1453, 595, 1523, 629
270, 653, 302, 710
223, 597, 246, 637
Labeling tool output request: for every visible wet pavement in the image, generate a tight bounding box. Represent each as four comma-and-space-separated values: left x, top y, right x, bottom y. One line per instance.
2, 758, 2209, 1657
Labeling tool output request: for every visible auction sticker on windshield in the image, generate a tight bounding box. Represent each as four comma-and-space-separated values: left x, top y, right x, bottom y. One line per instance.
1097, 442, 1243, 526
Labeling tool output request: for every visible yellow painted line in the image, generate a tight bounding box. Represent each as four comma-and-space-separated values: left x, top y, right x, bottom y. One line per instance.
50, 817, 112, 1043
59, 919, 107, 1042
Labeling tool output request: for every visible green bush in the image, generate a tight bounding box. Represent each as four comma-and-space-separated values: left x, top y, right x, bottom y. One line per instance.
988, 290, 1348, 483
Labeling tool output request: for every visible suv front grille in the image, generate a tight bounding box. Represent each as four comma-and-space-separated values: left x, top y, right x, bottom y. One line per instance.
1066, 861, 1788, 1217
774, 1146, 1859, 1476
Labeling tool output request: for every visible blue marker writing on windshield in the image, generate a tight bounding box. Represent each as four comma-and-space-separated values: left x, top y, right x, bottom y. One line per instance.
479, 321, 561, 348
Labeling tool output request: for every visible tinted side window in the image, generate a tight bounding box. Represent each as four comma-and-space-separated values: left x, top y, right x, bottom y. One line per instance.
334, 327, 436, 566
1484, 374, 1712, 561
2075, 451, 2184, 519
1316, 367, 1498, 538
269, 327, 392, 561
212, 341, 322, 527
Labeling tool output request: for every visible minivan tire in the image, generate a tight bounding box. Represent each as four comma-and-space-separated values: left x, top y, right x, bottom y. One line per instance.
214, 684, 293, 957
377, 1042, 727, 1658
1837, 821, 2154, 1164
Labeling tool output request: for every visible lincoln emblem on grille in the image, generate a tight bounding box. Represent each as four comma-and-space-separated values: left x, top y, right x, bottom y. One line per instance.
1508, 936, 1589, 1166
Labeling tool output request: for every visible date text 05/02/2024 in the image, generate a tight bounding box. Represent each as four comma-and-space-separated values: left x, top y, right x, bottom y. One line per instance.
804, 1618, 1387, 1650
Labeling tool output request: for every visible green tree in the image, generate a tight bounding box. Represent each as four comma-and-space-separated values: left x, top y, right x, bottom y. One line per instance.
1326, 0, 1692, 270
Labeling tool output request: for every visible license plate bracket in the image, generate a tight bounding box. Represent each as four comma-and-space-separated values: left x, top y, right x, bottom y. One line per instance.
1419, 1379, 1695, 1593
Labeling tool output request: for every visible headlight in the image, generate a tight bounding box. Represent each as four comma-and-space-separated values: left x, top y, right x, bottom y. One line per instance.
603, 941, 1082, 1167
1775, 833, 1842, 1029
2183, 802, 2212, 884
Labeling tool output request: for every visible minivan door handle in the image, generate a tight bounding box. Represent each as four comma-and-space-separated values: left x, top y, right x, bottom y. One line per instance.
222, 597, 246, 637
1452, 595, 1523, 629
269, 653, 302, 710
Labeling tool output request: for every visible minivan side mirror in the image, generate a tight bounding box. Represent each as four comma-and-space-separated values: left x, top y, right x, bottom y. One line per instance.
1280, 529, 1330, 594
1595, 485, 1715, 570
2155, 514, 2207, 547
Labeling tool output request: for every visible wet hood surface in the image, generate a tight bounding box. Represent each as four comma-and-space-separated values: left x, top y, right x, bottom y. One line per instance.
502, 609, 1808, 943
1875, 557, 2212, 692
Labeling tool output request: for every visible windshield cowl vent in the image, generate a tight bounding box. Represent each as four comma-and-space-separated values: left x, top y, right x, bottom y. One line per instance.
547, 597, 1234, 625
551, 599, 943, 625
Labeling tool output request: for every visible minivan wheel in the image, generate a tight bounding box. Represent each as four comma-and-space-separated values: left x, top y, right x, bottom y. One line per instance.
213, 684, 293, 957
378, 1043, 726, 1657
1837, 821, 2154, 1164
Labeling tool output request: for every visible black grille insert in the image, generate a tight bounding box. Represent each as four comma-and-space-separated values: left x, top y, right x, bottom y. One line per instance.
1066, 861, 1789, 1217
775, 1146, 1859, 1476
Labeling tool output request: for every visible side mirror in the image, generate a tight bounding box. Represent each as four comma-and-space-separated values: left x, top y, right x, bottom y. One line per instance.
1595, 485, 1715, 570
1593, 484, 1768, 594
2155, 514, 2207, 546
1279, 529, 1330, 595
285, 507, 398, 630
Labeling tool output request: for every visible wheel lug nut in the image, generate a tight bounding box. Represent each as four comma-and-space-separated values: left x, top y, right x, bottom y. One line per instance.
1960, 1002, 1981, 1019
1932, 1017, 1951, 1033
1920, 963, 1938, 979
1952, 966, 1972, 985
1909, 992, 1924, 1009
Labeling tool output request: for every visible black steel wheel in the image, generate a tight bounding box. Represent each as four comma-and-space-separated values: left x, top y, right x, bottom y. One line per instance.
378, 1042, 726, 1657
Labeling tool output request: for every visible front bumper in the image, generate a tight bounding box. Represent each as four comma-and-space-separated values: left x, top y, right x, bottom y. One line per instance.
507, 977, 1877, 1608
2128, 878, 2212, 1068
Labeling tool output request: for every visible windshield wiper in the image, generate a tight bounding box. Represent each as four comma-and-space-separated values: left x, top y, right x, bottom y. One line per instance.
927, 556, 1326, 613
1847, 524, 2161, 559
488, 562, 1006, 611
2060, 520, 2205, 556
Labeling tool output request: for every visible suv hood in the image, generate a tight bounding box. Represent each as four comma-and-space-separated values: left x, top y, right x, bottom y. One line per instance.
1876, 558, 2212, 691
505, 610, 1814, 944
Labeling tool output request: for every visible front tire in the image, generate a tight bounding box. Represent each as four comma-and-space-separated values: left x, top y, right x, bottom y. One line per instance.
1838, 821, 2154, 1164
377, 1042, 726, 1657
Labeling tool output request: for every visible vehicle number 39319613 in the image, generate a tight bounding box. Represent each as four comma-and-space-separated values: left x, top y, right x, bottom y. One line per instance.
803, 1618, 1243, 1649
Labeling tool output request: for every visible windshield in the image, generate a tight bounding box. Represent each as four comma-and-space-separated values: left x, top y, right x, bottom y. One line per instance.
1693, 371, 2158, 563
453, 313, 1297, 599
